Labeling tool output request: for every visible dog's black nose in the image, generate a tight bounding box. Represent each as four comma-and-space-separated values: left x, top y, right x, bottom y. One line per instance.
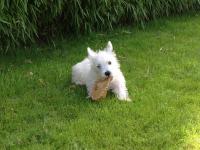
105, 71, 111, 76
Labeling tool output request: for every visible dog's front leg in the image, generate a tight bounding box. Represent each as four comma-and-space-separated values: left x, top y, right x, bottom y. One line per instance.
86, 81, 95, 98
111, 81, 130, 101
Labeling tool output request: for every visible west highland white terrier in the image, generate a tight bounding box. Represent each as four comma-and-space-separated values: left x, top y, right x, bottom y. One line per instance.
72, 41, 130, 101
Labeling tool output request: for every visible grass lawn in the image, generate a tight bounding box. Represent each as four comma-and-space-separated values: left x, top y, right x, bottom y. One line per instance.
1, 14, 200, 149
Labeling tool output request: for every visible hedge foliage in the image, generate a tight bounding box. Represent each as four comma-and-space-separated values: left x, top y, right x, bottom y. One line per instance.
0, 0, 200, 53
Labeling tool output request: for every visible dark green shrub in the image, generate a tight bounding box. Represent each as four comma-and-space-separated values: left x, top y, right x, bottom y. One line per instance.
0, 0, 200, 54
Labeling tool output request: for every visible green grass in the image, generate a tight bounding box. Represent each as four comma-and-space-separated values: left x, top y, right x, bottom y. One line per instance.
1, 14, 200, 149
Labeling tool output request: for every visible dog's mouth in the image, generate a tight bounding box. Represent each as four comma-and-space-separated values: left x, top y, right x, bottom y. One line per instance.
104, 75, 113, 80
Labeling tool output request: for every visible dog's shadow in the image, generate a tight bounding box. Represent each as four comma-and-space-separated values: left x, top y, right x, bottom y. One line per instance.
63, 78, 87, 100
62, 76, 116, 104
58, 77, 130, 122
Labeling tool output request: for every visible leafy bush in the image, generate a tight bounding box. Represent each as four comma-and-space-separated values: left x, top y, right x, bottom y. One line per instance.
0, 0, 200, 54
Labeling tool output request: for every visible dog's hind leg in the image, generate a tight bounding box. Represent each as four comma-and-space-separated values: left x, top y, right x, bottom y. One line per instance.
72, 58, 90, 85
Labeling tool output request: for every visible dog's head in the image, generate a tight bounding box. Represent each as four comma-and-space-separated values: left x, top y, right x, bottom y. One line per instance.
87, 41, 120, 79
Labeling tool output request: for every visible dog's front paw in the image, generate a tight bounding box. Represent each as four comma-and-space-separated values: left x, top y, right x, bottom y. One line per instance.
117, 94, 131, 102
119, 97, 132, 102
86, 95, 91, 99
126, 97, 132, 101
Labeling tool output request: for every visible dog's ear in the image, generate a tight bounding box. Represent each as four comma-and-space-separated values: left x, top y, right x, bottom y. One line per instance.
105, 41, 113, 52
87, 47, 96, 58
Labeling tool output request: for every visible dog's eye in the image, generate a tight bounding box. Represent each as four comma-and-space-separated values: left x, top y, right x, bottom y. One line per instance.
97, 64, 101, 69
108, 61, 112, 65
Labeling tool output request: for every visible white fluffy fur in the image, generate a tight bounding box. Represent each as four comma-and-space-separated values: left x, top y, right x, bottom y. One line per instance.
72, 41, 130, 101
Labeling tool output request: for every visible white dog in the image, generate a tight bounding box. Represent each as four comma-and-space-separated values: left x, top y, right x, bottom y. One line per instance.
72, 41, 130, 101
